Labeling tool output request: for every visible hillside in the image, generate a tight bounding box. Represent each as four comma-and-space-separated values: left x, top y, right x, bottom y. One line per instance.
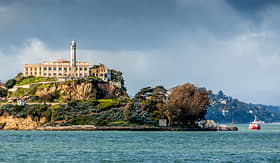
256, 105, 280, 115
206, 91, 280, 123
0, 74, 158, 129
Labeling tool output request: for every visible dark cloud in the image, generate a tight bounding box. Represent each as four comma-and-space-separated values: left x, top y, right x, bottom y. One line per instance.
227, 0, 280, 18
1, 0, 280, 105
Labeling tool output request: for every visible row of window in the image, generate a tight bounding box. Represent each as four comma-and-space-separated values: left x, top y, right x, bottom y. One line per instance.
93, 68, 107, 73
92, 73, 107, 77
25, 72, 87, 77
43, 73, 87, 77
25, 67, 88, 71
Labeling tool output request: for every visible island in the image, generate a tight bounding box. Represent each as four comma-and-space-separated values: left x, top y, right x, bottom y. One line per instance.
0, 41, 237, 131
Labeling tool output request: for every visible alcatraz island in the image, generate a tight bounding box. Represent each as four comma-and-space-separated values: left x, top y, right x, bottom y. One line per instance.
0, 41, 237, 131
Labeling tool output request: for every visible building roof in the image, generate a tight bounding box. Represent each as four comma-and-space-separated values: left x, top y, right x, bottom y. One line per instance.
91, 64, 106, 69
55, 59, 70, 63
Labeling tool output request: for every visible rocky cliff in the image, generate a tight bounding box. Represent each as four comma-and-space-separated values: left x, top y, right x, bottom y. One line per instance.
12, 79, 128, 102
0, 112, 45, 130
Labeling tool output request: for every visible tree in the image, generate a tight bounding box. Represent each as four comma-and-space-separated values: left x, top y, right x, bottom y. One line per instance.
134, 87, 153, 100
15, 73, 24, 83
5, 79, 17, 89
218, 90, 224, 98
123, 102, 133, 122
165, 83, 210, 127
0, 87, 8, 97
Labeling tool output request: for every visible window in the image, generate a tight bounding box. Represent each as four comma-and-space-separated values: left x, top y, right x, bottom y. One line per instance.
48, 67, 52, 71
80, 68, 82, 71
76, 68, 78, 71
84, 68, 87, 71
54, 67, 57, 71
59, 73, 62, 76
30, 68, 32, 71
44, 73, 47, 76
44, 67, 47, 71
59, 67, 62, 71
26, 72, 28, 75
35, 68, 37, 71
64, 68, 67, 71
54, 73, 56, 76
25, 68, 28, 71
48, 74, 51, 76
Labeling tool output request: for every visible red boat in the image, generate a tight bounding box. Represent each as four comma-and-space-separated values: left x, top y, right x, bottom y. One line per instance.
249, 115, 261, 130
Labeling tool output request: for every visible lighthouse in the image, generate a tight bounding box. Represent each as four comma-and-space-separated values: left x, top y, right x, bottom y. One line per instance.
70, 40, 77, 68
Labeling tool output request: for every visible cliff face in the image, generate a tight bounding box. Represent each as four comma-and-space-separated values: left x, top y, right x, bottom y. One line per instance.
0, 112, 45, 130
34, 80, 128, 101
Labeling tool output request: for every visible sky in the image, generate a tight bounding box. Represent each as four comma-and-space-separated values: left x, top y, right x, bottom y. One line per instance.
1, 0, 280, 105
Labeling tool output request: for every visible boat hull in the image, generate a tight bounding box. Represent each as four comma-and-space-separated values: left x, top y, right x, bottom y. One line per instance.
249, 123, 261, 130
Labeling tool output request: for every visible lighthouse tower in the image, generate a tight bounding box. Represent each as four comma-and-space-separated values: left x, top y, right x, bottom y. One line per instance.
70, 40, 77, 68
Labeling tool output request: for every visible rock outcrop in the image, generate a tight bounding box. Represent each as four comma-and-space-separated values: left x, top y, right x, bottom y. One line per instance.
0, 112, 45, 130
33, 80, 128, 101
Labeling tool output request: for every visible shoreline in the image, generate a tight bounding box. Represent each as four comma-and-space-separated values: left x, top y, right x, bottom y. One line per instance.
32, 125, 238, 131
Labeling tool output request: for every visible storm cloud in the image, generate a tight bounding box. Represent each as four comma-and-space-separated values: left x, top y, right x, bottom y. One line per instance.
1, 0, 280, 105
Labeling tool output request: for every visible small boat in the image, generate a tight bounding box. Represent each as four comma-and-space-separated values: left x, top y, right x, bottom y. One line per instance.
249, 115, 261, 130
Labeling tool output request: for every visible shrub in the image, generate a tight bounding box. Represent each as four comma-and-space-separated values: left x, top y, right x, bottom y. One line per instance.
13, 105, 24, 113
97, 99, 120, 110
39, 92, 58, 102
15, 88, 25, 97
67, 100, 78, 107
15, 73, 24, 83
25, 85, 38, 95
5, 79, 17, 89
0, 87, 7, 97
96, 118, 108, 126
16, 77, 55, 86
71, 116, 94, 125
152, 110, 160, 120
42, 109, 52, 123
123, 103, 133, 122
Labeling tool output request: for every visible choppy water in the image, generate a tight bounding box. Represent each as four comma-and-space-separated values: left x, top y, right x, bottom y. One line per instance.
0, 124, 279, 162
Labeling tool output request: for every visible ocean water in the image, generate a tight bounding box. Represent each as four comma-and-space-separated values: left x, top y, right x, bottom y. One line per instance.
0, 124, 279, 163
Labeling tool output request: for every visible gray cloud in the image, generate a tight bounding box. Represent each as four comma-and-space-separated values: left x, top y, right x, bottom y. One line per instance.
1, 0, 280, 105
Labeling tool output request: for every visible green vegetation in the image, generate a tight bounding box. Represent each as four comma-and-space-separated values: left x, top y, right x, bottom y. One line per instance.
108, 120, 127, 126
1, 69, 216, 128
97, 99, 120, 110
88, 76, 99, 81
5, 79, 17, 89
0, 87, 7, 97
15, 88, 25, 97
71, 116, 95, 125
14, 73, 24, 83
206, 91, 280, 123
15, 77, 55, 86
38, 83, 52, 88
13, 105, 24, 113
